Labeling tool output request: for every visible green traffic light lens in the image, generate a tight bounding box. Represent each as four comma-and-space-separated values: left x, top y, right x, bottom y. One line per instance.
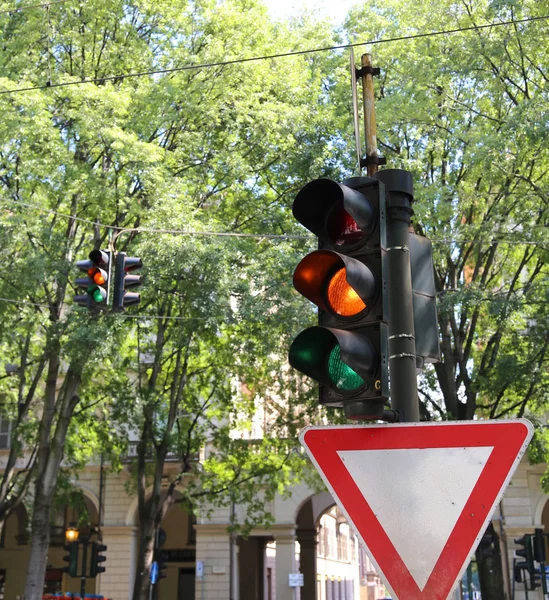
327, 344, 364, 391
93, 289, 105, 302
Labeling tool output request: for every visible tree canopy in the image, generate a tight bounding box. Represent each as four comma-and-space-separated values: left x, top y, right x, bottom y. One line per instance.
0, 0, 549, 596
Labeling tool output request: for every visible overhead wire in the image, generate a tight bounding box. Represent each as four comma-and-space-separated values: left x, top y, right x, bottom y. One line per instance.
0, 13, 547, 95
2, 197, 549, 246
0, 0, 71, 16
0, 7, 547, 245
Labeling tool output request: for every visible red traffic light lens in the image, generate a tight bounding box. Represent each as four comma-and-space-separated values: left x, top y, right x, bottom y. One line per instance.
326, 267, 366, 316
326, 207, 363, 247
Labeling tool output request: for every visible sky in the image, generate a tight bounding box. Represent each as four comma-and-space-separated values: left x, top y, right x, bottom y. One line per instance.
262, 0, 360, 25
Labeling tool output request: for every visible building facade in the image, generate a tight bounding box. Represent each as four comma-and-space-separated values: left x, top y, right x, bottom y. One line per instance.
1, 449, 549, 599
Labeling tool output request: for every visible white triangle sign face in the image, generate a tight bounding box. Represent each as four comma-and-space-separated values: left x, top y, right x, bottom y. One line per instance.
299, 420, 533, 600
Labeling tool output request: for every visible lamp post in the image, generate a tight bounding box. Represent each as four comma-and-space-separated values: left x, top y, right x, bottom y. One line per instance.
64, 523, 90, 600
65, 523, 79, 543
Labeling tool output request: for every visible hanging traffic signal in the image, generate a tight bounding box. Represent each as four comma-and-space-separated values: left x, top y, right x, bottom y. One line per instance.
89, 541, 107, 577
74, 249, 111, 309
61, 541, 78, 577
289, 177, 388, 420
112, 252, 142, 311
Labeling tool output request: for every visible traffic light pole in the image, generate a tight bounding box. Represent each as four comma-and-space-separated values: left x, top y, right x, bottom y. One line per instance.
376, 169, 419, 423
357, 53, 419, 423
80, 539, 89, 600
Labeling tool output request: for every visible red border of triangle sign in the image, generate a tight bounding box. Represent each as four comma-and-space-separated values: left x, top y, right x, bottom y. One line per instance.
300, 419, 533, 600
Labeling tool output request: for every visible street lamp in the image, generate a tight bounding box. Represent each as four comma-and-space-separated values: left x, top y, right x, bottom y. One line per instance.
65, 523, 79, 543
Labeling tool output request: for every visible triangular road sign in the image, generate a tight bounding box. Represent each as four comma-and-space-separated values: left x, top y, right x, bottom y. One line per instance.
300, 419, 533, 600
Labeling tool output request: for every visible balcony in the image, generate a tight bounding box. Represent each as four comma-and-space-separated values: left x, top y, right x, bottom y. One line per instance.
122, 441, 199, 464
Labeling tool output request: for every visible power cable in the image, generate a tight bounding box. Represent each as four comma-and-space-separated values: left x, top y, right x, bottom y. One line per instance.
0, 13, 547, 95
3, 197, 549, 245
0, 0, 71, 16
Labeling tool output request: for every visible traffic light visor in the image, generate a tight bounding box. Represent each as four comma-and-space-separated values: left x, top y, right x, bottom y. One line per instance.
289, 327, 378, 393
89, 249, 109, 266
293, 251, 376, 318
293, 178, 376, 250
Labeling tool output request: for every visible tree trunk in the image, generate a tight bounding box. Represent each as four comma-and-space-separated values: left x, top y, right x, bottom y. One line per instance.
132, 515, 156, 600
23, 483, 55, 599
24, 371, 81, 600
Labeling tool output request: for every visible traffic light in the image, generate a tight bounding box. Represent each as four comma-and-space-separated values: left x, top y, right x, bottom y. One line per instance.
515, 534, 535, 575
61, 541, 78, 577
533, 528, 548, 593
112, 252, 142, 311
89, 541, 107, 577
534, 528, 546, 563
409, 233, 440, 367
153, 550, 168, 581
289, 176, 388, 420
74, 249, 111, 309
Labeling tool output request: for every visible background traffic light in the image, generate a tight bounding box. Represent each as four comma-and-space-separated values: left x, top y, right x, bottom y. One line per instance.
89, 541, 107, 577
289, 176, 388, 420
61, 541, 78, 577
515, 534, 534, 574
112, 252, 142, 311
74, 249, 111, 309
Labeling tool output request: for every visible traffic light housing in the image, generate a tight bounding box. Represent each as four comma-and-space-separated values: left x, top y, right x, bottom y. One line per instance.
89, 541, 107, 577
158, 559, 168, 579
112, 252, 142, 311
515, 534, 535, 575
74, 249, 111, 309
289, 177, 388, 420
61, 541, 78, 577
534, 528, 546, 563
154, 550, 168, 580
409, 233, 440, 367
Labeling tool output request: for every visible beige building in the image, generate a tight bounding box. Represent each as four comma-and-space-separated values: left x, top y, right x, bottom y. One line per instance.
1, 444, 549, 599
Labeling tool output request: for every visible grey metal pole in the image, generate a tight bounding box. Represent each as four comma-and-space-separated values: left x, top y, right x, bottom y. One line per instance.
375, 169, 419, 423
80, 539, 88, 600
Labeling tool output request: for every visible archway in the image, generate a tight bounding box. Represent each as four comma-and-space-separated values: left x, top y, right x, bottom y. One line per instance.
129, 488, 196, 600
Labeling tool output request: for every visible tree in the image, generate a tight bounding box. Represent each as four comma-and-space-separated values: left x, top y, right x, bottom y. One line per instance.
341, 0, 549, 422
0, 0, 340, 597
340, 1, 549, 597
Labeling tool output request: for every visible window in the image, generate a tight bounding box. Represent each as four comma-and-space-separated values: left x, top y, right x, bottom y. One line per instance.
0, 416, 12, 449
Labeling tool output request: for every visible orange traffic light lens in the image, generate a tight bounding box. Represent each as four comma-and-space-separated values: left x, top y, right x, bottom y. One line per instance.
326, 267, 366, 316
93, 272, 106, 285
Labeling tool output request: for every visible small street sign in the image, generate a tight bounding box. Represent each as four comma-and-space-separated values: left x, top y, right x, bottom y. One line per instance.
300, 419, 533, 600
288, 573, 304, 587
196, 560, 204, 579
150, 561, 159, 585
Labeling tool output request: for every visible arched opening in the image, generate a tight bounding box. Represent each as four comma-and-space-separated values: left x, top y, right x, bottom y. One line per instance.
316, 505, 386, 600
0, 503, 30, 599
294, 493, 388, 600
541, 498, 549, 533
131, 489, 197, 600
46, 491, 100, 597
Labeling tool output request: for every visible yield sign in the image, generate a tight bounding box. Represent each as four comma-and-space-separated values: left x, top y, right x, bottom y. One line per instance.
299, 419, 533, 600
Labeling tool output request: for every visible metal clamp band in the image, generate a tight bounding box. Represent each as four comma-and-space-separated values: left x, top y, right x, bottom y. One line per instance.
389, 353, 416, 360
386, 245, 410, 253
389, 334, 415, 341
